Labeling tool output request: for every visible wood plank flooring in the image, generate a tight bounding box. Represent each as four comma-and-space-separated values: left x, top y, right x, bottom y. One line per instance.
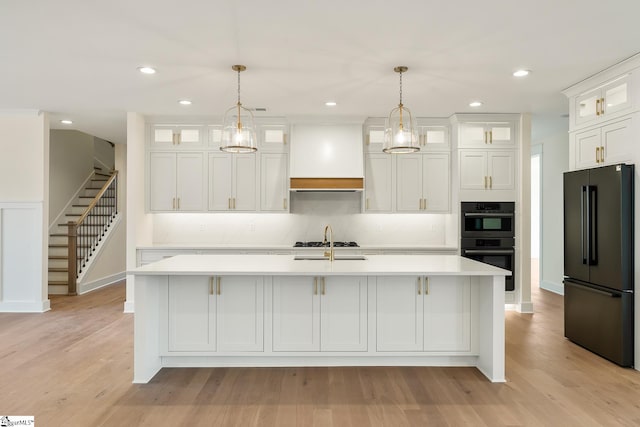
1, 280, 640, 426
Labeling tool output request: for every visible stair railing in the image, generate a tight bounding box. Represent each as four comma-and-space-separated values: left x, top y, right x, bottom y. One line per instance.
67, 171, 118, 295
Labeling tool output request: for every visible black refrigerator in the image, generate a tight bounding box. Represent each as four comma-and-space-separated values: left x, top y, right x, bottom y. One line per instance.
563, 164, 634, 367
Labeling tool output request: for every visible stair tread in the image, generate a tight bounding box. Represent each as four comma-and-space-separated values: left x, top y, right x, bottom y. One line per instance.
48, 281, 68, 286
48, 267, 68, 272
49, 243, 93, 248
49, 255, 68, 259
50, 233, 67, 237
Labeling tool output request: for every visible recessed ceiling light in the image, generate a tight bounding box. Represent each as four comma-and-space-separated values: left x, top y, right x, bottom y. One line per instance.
138, 66, 156, 75
60, 119, 73, 125
178, 100, 192, 105
513, 69, 530, 77
325, 101, 337, 107
469, 101, 483, 107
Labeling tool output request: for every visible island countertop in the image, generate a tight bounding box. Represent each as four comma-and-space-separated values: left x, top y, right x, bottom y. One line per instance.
129, 254, 511, 277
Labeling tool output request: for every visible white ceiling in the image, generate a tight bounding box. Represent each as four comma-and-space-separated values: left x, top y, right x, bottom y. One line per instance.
1, 0, 639, 144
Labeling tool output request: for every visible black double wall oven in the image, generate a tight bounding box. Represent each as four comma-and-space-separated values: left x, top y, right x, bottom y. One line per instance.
461, 202, 515, 291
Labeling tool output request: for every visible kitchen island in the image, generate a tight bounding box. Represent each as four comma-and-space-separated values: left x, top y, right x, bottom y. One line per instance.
131, 254, 509, 383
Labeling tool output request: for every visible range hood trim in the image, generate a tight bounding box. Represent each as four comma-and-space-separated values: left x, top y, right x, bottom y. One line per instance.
290, 177, 364, 191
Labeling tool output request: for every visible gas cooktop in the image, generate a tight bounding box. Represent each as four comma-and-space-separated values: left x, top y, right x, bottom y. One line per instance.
294, 241, 359, 248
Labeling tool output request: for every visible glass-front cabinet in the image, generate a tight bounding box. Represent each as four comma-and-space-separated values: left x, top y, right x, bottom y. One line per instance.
575, 74, 631, 127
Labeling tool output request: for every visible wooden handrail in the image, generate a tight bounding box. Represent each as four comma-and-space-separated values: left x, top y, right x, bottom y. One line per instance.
75, 171, 118, 225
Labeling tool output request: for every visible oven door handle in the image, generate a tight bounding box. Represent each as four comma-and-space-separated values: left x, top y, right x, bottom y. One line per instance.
463, 212, 514, 218
462, 249, 514, 255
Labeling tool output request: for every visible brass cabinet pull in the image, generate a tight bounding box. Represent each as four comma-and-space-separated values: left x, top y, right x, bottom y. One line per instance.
283, 134, 287, 145
233, 198, 236, 209
423, 198, 427, 210
284, 198, 288, 210
600, 97, 605, 115
425, 277, 429, 295
484, 176, 488, 189
366, 198, 370, 210
418, 277, 422, 295
177, 197, 180, 210
173, 197, 176, 209
209, 277, 214, 295
365, 134, 370, 145
595, 147, 600, 163
600, 146, 604, 162
313, 277, 318, 295
489, 130, 493, 144
228, 198, 231, 209
596, 99, 601, 116
489, 176, 492, 189
172, 133, 177, 145
484, 131, 487, 144
217, 277, 221, 295
322, 277, 326, 295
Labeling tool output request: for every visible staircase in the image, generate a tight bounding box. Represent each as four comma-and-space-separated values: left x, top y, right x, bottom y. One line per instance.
48, 168, 117, 295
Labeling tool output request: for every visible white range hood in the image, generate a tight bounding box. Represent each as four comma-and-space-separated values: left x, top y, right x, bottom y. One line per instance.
289, 123, 364, 191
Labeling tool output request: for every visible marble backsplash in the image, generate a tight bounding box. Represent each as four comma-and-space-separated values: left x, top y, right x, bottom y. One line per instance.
152, 192, 458, 247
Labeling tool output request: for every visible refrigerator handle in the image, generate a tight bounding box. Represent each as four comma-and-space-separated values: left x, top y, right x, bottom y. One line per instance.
581, 185, 587, 264
589, 185, 598, 265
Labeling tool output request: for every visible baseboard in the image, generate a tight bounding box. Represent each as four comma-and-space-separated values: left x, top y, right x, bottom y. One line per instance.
78, 272, 125, 295
0, 299, 50, 313
540, 280, 564, 295
124, 300, 135, 313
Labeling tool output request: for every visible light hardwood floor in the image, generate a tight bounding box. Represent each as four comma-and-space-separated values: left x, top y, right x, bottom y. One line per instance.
1, 280, 640, 426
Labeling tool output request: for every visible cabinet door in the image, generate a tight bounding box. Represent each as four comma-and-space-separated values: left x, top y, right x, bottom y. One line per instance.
423, 277, 471, 352
459, 151, 488, 190
320, 276, 367, 351
259, 123, 289, 152
176, 153, 204, 211
419, 125, 449, 150
395, 154, 423, 212
233, 154, 257, 211
273, 276, 320, 351
208, 125, 223, 150
574, 128, 600, 169
149, 152, 177, 211
487, 151, 515, 190
364, 153, 392, 212
168, 276, 216, 352
376, 276, 423, 351
575, 89, 601, 126
364, 122, 386, 153
602, 76, 631, 117
175, 126, 203, 148
601, 118, 632, 165
261, 153, 289, 211
486, 122, 515, 147
459, 123, 488, 147
217, 276, 264, 352
422, 153, 449, 212
208, 153, 232, 211
151, 125, 178, 149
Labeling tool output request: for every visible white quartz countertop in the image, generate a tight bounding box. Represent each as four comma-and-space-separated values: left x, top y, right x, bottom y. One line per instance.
136, 244, 458, 251
130, 254, 510, 276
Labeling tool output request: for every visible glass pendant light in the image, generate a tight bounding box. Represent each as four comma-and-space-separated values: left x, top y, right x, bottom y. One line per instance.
383, 66, 419, 153
221, 64, 257, 153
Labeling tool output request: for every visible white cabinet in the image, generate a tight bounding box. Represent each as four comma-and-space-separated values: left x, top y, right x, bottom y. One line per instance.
272, 276, 367, 352
167, 275, 263, 353
459, 150, 514, 191
364, 153, 392, 212
149, 152, 204, 211
376, 276, 471, 352
216, 276, 264, 352
260, 153, 289, 211
396, 153, 450, 212
151, 124, 204, 148
364, 118, 386, 153
573, 118, 632, 169
575, 75, 632, 127
168, 276, 216, 352
416, 118, 450, 151
458, 122, 515, 148
258, 121, 289, 152
208, 153, 257, 211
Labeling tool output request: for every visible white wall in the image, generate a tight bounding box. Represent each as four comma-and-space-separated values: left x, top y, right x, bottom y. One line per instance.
0, 111, 50, 312
79, 216, 125, 293
531, 116, 569, 294
48, 130, 95, 225
94, 137, 114, 170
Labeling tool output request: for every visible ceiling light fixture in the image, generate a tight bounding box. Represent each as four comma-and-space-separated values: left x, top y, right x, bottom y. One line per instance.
513, 69, 530, 77
60, 119, 73, 125
383, 66, 419, 154
325, 101, 337, 107
178, 100, 192, 105
469, 101, 483, 107
138, 66, 156, 75
220, 65, 257, 153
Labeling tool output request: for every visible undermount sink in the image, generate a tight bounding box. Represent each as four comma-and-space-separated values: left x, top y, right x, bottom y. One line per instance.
293, 255, 367, 261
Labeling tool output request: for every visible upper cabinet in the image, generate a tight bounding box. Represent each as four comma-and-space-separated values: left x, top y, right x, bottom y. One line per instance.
149, 152, 205, 212
150, 124, 204, 149
258, 120, 289, 152
416, 118, 450, 151
574, 75, 632, 128
364, 117, 386, 153
458, 121, 515, 148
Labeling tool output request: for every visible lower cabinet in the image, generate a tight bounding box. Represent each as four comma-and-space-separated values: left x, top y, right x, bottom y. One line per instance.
376, 276, 471, 352
167, 275, 264, 352
272, 276, 368, 351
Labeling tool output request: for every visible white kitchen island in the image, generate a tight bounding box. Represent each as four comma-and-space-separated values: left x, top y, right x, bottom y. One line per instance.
131, 254, 509, 383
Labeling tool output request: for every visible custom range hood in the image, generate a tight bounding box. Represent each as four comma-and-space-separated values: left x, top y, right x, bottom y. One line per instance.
289, 123, 364, 191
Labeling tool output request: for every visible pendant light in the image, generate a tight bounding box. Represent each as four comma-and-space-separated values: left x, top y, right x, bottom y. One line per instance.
383, 66, 419, 153
221, 64, 257, 153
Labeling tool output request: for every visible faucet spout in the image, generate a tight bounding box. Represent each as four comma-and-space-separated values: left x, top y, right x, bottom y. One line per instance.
323, 225, 334, 261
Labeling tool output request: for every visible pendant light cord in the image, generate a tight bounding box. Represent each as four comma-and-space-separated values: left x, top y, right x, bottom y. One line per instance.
236, 68, 242, 129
